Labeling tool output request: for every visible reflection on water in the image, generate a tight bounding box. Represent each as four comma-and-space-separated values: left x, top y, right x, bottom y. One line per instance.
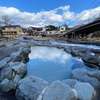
29, 46, 72, 63
26, 46, 92, 83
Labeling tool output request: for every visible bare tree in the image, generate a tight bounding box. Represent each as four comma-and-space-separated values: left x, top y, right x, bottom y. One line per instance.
0, 15, 14, 26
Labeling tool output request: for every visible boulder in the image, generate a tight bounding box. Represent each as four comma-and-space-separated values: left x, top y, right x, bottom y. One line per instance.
10, 46, 30, 63
70, 49, 79, 56
20, 51, 29, 63
37, 87, 48, 100
0, 78, 14, 92
0, 62, 26, 82
12, 62, 27, 78
19, 47, 30, 63
13, 75, 21, 84
0, 65, 13, 82
71, 58, 84, 70
19, 47, 31, 55
91, 49, 100, 54
74, 82, 96, 100
64, 47, 72, 54
0, 57, 12, 70
71, 67, 90, 80
8, 61, 21, 68
88, 70, 100, 81
80, 51, 99, 65
42, 80, 76, 100
0, 60, 7, 70
2, 57, 12, 63
16, 76, 49, 100
10, 51, 21, 62
81, 75, 100, 90
13, 75, 21, 89
78, 50, 88, 57
62, 79, 78, 88
10, 61, 21, 67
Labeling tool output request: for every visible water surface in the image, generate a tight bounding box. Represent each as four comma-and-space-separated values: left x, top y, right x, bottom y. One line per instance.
16, 38, 100, 50
26, 46, 92, 83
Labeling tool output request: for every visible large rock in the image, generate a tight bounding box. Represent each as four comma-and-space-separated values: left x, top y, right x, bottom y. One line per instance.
19, 47, 30, 63
10, 46, 30, 63
20, 51, 29, 63
70, 49, 79, 56
71, 67, 90, 80
10, 51, 21, 62
13, 75, 21, 84
18, 46, 31, 55
0, 57, 12, 70
0, 78, 14, 92
0, 62, 26, 82
13, 75, 21, 89
16, 76, 49, 100
12, 62, 27, 78
8, 61, 21, 68
81, 75, 100, 90
2, 57, 12, 63
88, 70, 100, 81
63, 46, 72, 54
37, 87, 48, 100
80, 51, 99, 65
0, 60, 7, 70
74, 82, 96, 100
0, 65, 13, 82
62, 79, 78, 88
91, 49, 100, 54
42, 80, 76, 100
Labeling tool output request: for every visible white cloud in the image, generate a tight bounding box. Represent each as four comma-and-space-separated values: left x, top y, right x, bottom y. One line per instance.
43, 12, 63, 23
55, 5, 70, 11
75, 7, 100, 24
0, 6, 20, 15
62, 11, 75, 20
0, 6, 100, 27
29, 46, 71, 63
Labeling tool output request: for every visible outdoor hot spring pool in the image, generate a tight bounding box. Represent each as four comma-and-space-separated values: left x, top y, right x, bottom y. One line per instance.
26, 46, 94, 83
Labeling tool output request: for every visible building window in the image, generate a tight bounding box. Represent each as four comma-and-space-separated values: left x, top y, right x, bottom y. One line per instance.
61, 28, 64, 30
13, 27, 16, 29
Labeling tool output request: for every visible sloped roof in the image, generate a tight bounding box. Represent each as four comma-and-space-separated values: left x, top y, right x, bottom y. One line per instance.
29, 26, 42, 31
4, 25, 21, 28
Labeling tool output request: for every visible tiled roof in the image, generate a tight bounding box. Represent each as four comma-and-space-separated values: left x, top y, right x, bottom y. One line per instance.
29, 26, 42, 31
4, 25, 21, 28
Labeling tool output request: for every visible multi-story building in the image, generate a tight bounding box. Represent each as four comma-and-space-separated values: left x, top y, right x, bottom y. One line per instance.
2, 25, 22, 37
59, 24, 68, 33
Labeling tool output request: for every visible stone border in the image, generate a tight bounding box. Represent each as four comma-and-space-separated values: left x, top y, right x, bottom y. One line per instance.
0, 40, 100, 100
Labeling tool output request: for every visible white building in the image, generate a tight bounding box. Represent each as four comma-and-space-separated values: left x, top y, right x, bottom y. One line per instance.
59, 24, 68, 33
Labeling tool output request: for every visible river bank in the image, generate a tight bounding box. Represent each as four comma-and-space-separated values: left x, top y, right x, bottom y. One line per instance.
66, 39, 100, 46
0, 37, 100, 68
0, 37, 100, 100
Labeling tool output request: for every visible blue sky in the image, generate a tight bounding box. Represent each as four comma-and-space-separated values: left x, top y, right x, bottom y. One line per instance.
0, 0, 100, 27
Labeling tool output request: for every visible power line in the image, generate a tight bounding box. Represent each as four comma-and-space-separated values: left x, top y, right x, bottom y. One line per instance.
85, 0, 98, 10
64, 0, 100, 27
92, 1, 100, 8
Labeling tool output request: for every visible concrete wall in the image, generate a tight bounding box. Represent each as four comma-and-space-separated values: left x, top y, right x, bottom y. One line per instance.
2, 26, 23, 37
